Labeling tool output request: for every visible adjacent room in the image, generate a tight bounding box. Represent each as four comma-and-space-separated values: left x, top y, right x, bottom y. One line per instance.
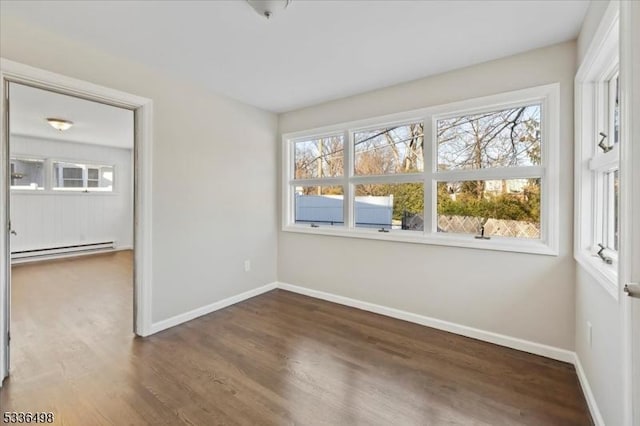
5, 82, 135, 408
0, 1, 639, 426
9, 84, 133, 262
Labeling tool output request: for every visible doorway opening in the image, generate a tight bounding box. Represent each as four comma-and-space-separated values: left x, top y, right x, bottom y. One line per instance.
0, 59, 153, 383
9, 81, 135, 387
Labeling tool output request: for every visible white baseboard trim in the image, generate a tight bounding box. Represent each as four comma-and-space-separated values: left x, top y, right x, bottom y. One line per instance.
277, 282, 607, 422
149, 282, 278, 334
276, 282, 575, 364
574, 353, 605, 426
144, 280, 602, 424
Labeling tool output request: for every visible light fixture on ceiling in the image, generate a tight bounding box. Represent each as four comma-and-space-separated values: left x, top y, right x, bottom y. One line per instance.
46, 118, 74, 131
246, 0, 291, 19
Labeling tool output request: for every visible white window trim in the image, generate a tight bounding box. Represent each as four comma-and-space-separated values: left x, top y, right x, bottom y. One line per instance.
53, 161, 115, 192
574, 0, 620, 300
9, 155, 46, 190
282, 84, 560, 256
9, 154, 117, 194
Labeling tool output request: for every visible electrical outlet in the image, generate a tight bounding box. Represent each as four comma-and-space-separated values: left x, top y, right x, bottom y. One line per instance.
244, 260, 251, 272
587, 321, 592, 347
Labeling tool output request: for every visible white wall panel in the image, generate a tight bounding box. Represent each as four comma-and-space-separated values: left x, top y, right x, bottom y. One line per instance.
9, 135, 133, 252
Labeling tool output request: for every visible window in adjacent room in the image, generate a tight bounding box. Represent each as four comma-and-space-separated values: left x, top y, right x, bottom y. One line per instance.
9, 158, 45, 190
53, 162, 114, 191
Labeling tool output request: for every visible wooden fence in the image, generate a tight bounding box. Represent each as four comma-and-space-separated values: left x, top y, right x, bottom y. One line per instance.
437, 215, 540, 239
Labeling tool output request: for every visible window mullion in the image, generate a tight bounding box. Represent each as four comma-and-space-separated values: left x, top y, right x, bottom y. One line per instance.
287, 137, 295, 226
291, 177, 343, 186
424, 114, 434, 236
344, 129, 353, 228
349, 173, 424, 185
606, 172, 614, 248
591, 81, 605, 254
43, 158, 51, 190
433, 166, 544, 182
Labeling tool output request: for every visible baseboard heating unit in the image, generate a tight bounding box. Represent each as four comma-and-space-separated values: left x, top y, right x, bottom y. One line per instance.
11, 241, 116, 262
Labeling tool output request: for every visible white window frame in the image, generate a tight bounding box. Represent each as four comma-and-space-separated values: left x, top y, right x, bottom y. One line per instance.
287, 132, 346, 228
282, 84, 560, 256
9, 155, 46, 190
8, 156, 116, 193
349, 119, 425, 231
52, 161, 115, 192
574, 1, 620, 299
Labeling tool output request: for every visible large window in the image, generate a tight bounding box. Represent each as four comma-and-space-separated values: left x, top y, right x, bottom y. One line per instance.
575, 8, 620, 298
283, 85, 559, 255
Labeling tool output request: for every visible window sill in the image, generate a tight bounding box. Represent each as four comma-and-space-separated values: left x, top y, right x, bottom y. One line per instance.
282, 225, 558, 256
575, 251, 619, 300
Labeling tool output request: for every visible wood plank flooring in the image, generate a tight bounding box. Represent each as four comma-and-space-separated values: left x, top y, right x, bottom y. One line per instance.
1, 252, 592, 425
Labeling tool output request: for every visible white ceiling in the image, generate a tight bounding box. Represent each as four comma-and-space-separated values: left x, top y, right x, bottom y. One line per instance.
9, 83, 134, 149
1, 1, 589, 113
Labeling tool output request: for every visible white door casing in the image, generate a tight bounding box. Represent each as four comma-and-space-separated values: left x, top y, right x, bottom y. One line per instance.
619, 1, 640, 425
0, 58, 154, 384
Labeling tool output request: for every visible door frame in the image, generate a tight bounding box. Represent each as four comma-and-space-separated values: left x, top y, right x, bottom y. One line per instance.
620, 2, 640, 424
0, 58, 154, 383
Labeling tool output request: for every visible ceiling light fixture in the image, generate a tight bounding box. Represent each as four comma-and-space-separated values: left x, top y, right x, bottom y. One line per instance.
246, 0, 291, 19
46, 118, 74, 131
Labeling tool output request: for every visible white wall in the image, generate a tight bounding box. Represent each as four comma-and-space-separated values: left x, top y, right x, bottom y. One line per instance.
278, 41, 577, 351
574, 1, 624, 424
10, 135, 133, 252
575, 267, 623, 425
0, 15, 279, 323
577, 0, 611, 65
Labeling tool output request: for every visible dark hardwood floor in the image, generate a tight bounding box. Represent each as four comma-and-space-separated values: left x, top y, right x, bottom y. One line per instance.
1, 252, 592, 425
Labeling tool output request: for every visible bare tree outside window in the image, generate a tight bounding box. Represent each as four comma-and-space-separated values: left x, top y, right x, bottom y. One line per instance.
354, 123, 424, 175
436, 104, 542, 238
294, 136, 344, 180
437, 105, 541, 171
285, 85, 559, 252
288, 102, 545, 239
